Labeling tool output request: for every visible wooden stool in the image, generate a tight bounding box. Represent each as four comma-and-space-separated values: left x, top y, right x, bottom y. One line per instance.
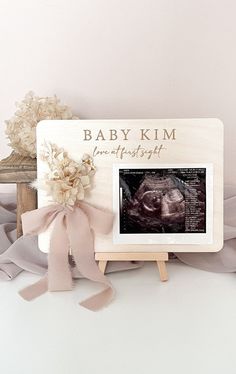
0, 152, 37, 237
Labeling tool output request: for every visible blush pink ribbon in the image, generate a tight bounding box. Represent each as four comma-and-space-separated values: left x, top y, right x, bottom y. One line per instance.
19, 202, 114, 311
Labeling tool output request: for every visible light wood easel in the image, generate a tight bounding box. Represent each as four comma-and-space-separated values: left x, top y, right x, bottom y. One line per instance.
96, 252, 168, 281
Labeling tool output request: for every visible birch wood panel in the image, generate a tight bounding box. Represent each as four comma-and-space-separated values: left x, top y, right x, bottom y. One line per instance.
37, 119, 224, 254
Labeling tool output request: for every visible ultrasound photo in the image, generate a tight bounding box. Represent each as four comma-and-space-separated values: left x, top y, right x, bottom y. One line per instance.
119, 168, 206, 235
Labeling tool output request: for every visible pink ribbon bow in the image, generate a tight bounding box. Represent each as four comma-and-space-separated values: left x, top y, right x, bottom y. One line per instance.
19, 201, 114, 311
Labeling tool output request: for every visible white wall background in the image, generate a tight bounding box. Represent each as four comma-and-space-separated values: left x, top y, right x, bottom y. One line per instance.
0, 0, 236, 191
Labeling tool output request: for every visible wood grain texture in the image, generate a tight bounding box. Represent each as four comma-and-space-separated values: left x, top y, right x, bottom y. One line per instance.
0, 152, 38, 237
95, 252, 169, 261
16, 183, 37, 237
156, 261, 168, 281
0, 152, 37, 183
96, 253, 169, 281
98, 260, 108, 274
37, 119, 224, 253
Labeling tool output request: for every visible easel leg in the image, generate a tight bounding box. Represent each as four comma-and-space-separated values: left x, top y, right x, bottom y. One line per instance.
98, 260, 108, 274
17, 183, 37, 238
156, 261, 168, 282
95, 253, 169, 281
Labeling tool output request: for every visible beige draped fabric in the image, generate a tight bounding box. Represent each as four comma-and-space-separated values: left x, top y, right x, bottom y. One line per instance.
0, 185, 235, 287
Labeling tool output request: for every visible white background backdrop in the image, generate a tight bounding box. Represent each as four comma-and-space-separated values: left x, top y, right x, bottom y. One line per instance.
1, 2, 236, 373
0, 0, 236, 191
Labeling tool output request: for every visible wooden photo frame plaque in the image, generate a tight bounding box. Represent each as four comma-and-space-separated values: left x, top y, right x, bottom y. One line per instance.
36, 119, 224, 279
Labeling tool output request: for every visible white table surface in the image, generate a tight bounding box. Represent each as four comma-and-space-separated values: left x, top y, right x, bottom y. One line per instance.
1, 261, 235, 374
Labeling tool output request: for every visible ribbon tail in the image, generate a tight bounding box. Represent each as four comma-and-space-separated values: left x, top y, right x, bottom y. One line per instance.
80, 287, 114, 311
48, 211, 72, 291
19, 210, 72, 300
67, 207, 115, 311
19, 275, 48, 301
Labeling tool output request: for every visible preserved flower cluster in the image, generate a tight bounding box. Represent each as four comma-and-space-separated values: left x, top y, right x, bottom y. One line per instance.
33, 142, 96, 207
5, 91, 78, 158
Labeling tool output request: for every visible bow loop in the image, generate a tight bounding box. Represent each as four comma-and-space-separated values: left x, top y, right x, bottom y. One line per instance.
19, 202, 114, 311
79, 201, 113, 234
22, 205, 64, 236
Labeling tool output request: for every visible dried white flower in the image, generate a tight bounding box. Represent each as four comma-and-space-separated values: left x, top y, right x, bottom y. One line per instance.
32, 143, 96, 207
5, 91, 78, 158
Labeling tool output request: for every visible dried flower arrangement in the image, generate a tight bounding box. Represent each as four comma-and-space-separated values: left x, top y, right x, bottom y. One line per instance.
5, 91, 78, 158
33, 143, 96, 207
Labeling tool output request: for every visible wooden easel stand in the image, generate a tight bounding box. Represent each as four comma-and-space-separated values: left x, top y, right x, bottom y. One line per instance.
96, 252, 169, 281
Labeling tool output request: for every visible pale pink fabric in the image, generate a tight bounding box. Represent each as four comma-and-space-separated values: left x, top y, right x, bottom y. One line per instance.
0, 186, 236, 310
19, 202, 115, 311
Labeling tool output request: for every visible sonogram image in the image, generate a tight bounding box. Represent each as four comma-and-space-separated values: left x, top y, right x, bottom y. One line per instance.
119, 168, 206, 234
